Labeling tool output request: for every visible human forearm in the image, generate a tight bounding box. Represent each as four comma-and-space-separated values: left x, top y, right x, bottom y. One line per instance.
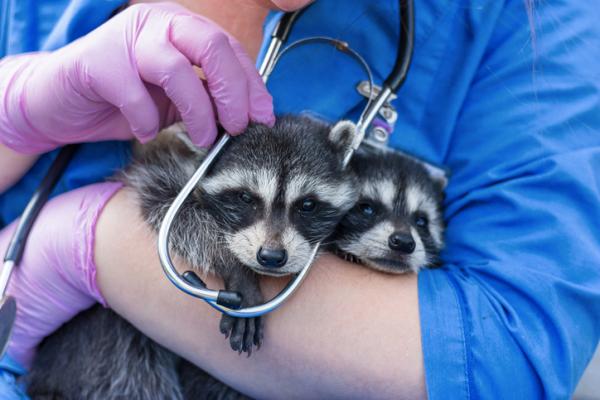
0, 142, 37, 193
95, 189, 426, 399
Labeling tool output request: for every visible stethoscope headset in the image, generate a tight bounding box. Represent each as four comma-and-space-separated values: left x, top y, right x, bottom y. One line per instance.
0, 0, 414, 356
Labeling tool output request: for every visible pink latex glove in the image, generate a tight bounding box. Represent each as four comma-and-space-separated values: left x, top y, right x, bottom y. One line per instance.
0, 182, 123, 368
0, 2, 274, 155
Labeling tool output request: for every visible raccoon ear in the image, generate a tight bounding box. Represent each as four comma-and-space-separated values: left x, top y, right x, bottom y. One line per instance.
145, 122, 207, 171
422, 163, 448, 191
328, 120, 356, 154
164, 123, 204, 155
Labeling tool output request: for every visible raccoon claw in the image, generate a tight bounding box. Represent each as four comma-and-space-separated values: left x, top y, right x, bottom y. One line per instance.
220, 315, 234, 339
253, 317, 264, 349
229, 319, 246, 353
243, 319, 257, 357
220, 314, 262, 355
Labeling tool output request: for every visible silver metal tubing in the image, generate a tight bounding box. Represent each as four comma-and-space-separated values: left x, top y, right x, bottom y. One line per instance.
205, 244, 320, 318
259, 38, 283, 80
0, 261, 15, 298
157, 135, 230, 302
355, 86, 393, 146
267, 35, 376, 125
343, 86, 394, 166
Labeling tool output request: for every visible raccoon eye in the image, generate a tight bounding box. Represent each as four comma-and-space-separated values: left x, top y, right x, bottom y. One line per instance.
359, 203, 375, 217
415, 214, 428, 228
239, 191, 254, 204
299, 198, 317, 213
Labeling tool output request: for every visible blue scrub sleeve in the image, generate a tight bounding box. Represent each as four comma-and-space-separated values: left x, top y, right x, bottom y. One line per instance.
419, 1, 600, 398
0, 355, 27, 399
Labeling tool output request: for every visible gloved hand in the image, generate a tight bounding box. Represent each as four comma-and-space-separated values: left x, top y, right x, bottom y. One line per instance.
0, 2, 274, 154
0, 182, 123, 368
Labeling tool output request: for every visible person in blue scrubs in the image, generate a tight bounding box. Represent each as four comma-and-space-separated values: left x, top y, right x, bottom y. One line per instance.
1, 0, 600, 398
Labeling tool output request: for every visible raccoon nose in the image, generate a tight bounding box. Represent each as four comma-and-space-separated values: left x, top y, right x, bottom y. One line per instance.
388, 232, 416, 254
257, 247, 288, 268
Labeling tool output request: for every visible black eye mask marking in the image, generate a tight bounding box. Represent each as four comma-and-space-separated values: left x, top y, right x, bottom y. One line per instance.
297, 197, 317, 213
202, 189, 264, 230
337, 198, 386, 237
413, 212, 429, 230
292, 197, 345, 244
239, 191, 255, 205
358, 202, 376, 217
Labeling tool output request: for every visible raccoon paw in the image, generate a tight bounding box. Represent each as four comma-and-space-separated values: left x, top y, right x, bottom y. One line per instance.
219, 315, 263, 356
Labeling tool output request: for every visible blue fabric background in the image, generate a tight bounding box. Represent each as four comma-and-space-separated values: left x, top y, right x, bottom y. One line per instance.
2, 1, 600, 398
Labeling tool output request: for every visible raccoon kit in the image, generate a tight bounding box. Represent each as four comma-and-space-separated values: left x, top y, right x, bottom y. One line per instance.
331, 145, 446, 274
26, 116, 358, 400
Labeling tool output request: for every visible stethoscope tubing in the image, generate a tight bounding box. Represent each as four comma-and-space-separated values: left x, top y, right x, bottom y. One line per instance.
1, 145, 78, 297
0, 145, 78, 358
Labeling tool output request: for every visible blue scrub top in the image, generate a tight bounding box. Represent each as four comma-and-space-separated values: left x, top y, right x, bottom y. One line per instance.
2, 1, 600, 399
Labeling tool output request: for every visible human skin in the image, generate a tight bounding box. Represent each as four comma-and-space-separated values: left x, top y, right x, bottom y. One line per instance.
0, 143, 36, 193
96, 188, 426, 399
129, 0, 270, 58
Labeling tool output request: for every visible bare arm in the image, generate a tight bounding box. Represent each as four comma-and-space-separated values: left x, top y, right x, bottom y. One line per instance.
0, 143, 37, 193
95, 188, 426, 399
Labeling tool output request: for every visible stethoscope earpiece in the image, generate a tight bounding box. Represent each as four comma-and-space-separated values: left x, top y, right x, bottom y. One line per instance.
216, 291, 243, 310
182, 270, 207, 288
182, 270, 243, 309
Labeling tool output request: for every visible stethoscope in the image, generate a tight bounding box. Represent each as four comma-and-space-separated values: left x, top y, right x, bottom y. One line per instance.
0, 0, 414, 357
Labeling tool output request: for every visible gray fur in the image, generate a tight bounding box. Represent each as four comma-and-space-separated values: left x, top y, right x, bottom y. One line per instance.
331, 144, 446, 274
27, 116, 358, 399
27, 306, 183, 400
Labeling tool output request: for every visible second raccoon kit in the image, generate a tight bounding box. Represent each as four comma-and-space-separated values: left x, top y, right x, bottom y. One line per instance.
331, 145, 446, 274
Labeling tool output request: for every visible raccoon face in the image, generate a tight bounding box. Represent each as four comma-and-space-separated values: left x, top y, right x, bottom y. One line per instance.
198, 117, 358, 276
333, 149, 445, 274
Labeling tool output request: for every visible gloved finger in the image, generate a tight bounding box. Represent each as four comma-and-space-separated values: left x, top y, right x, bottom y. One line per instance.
169, 15, 250, 135
136, 44, 218, 147
88, 64, 160, 143
227, 38, 275, 128
146, 83, 181, 130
